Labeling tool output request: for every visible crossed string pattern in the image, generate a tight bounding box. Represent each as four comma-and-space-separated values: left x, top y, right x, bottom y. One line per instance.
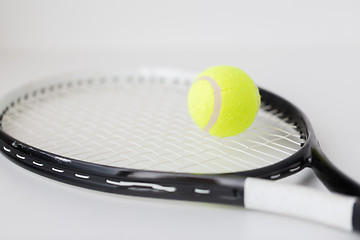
1, 75, 303, 174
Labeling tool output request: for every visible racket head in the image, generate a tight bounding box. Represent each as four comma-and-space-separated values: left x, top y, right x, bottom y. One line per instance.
0, 69, 326, 203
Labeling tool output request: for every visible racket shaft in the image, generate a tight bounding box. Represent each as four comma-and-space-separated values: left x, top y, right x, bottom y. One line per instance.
244, 178, 359, 231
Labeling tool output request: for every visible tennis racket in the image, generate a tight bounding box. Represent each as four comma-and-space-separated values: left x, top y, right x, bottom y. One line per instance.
0, 69, 359, 232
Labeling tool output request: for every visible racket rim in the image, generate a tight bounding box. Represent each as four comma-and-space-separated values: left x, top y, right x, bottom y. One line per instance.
0, 72, 359, 200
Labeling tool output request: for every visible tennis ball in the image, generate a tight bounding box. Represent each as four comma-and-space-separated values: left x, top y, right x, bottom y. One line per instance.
188, 66, 260, 137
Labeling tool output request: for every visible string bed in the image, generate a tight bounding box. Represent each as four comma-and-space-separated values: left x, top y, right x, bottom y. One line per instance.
1, 75, 303, 174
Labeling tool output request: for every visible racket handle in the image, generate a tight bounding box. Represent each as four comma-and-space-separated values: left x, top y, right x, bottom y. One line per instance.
243, 178, 360, 232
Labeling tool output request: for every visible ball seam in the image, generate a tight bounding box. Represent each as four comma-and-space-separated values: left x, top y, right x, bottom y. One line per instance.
195, 76, 221, 132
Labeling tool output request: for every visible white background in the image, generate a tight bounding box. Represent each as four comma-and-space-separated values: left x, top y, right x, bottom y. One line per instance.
1, 0, 360, 239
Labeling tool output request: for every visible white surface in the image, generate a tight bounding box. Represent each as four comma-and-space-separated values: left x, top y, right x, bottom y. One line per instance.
1, 0, 360, 239
1, 0, 360, 50
244, 178, 357, 231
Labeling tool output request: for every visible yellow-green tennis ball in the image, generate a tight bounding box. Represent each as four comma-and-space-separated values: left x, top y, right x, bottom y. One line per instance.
188, 66, 260, 137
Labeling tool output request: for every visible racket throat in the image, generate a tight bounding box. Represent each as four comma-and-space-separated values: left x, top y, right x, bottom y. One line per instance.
311, 148, 360, 197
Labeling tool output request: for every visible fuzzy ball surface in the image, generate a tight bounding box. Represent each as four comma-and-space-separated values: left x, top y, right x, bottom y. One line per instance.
188, 66, 260, 137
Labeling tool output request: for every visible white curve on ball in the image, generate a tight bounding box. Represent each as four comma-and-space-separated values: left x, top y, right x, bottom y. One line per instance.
195, 76, 222, 132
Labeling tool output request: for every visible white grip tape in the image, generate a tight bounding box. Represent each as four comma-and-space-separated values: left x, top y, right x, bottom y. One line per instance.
244, 178, 356, 231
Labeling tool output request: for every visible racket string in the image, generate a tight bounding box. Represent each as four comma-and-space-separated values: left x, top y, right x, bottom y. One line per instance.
1, 76, 304, 174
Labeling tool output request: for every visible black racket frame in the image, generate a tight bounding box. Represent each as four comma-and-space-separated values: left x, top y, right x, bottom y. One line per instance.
1, 88, 359, 205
